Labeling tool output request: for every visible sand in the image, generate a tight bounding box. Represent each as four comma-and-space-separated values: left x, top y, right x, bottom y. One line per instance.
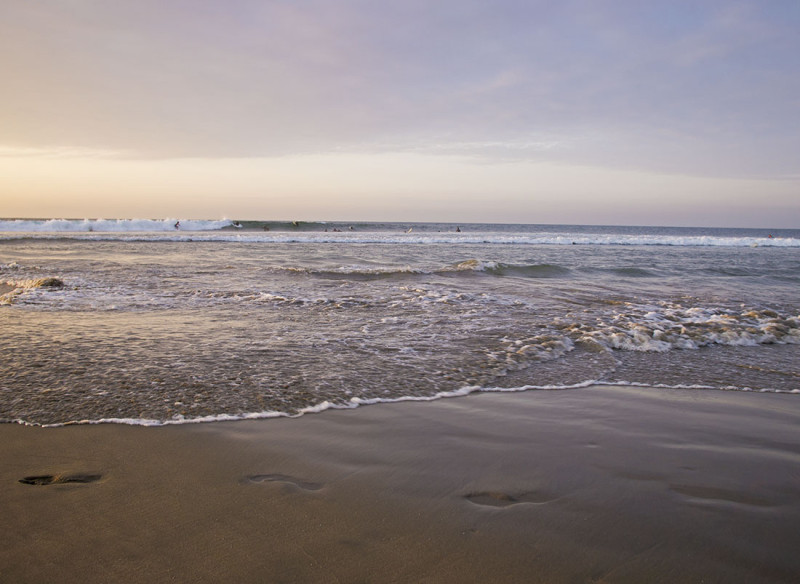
2, 385, 799, 583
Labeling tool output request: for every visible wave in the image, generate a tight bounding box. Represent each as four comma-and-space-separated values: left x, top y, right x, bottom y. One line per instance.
442, 259, 571, 278
0, 218, 233, 232
1, 231, 797, 247
0, 277, 64, 305
274, 260, 573, 280
606, 267, 659, 278
11, 379, 799, 427
296, 265, 425, 281
1, 219, 798, 247
566, 306, 800, 353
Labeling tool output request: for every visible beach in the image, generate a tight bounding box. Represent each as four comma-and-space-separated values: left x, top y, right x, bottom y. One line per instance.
3, 385, 799, 583
4, 0, 800, 576
2, 223, 799, 581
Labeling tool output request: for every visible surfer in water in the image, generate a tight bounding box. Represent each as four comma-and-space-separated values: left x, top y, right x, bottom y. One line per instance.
174, 221, 180, 230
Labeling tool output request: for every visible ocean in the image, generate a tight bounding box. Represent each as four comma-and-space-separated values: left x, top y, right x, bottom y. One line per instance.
2, 219, 798, 426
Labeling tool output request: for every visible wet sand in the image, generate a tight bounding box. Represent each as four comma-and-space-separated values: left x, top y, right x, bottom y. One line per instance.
2, 385, 800, 583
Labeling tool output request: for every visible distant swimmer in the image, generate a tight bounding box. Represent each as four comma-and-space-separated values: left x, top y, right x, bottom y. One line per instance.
456, 226, 461, 232
174, 221, 180, 230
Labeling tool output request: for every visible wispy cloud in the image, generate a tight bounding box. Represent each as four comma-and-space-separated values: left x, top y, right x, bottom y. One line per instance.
0, 146, 125, 159
0, 0, 798, 178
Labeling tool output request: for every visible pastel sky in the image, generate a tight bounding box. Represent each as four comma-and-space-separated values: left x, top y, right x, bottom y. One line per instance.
1, 0, 799, 226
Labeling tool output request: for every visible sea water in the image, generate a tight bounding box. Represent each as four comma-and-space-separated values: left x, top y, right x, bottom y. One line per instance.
1, 220, 798, 426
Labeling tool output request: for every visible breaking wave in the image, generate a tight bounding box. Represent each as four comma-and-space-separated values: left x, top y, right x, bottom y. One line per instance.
0, 218, 233, 232
0, 277, 64, 305
1, 219, 798, 247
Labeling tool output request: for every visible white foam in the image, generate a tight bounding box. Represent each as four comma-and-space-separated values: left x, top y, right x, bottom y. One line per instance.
1, 227, 798, 247
576, 304, 800, 352
0, 218, 233, 232
450, 259, 501, 271
10, 375, 799, 428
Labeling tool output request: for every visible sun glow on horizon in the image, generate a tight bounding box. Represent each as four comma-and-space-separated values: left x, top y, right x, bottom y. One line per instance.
1, 150, 797, 228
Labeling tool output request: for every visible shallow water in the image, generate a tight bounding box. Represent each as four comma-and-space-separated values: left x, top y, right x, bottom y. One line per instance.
1, 223, 798, 425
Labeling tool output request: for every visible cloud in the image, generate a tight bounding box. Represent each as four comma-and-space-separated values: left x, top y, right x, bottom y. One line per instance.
0, 145, 124, 159
0, 0, 798, 178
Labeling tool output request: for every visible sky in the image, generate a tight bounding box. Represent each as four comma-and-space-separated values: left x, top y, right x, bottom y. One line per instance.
1, 0, 799, 227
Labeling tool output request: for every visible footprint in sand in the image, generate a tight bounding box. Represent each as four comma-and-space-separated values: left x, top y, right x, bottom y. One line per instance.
465, 490, 559, 508
19, 474, 102, 486
245, 474, 323, 491
669, 483, 776, 508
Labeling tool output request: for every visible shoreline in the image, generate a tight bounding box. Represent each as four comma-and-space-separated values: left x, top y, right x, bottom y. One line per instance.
3, 385, 800, 583
5, 377, 800, 428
